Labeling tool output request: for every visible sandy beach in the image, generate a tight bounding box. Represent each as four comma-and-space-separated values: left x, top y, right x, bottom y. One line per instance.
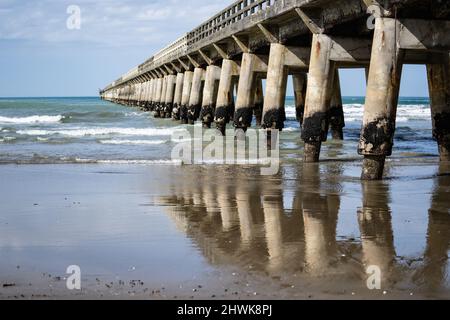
1, 157, 449, 300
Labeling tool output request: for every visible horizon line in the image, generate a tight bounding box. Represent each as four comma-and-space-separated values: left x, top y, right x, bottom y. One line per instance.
0, 95, 431, 99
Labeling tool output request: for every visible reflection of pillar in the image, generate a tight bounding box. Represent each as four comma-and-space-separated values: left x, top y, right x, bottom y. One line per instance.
302, 196, 335, 274
417, 162, 450, 290
263, 192, 284, 273
178, 175, 192, 207
358, 181, 395, 285
427, 53, 450, 161
301, 163, 338, 274
359, 18, 403, 180
236, 186, 256, 246
203, 179, 219, 217
217, 183, 238, 232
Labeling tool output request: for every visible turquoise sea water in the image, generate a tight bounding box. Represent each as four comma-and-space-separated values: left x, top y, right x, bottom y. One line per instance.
0, 96, 436, 164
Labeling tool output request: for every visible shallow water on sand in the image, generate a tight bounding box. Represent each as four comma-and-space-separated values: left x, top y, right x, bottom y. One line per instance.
0, 96, 448, 299
0, 159, 448, 299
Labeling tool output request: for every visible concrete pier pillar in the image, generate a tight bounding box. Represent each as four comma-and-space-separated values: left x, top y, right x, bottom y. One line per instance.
262, 43, 288, 130
359, 18, 403, 180
146, 79, 155, 110
293, 73, 307, 125
302, 34, 335, 162
130, 84, 135, 105
138, 82, 145, 107
200, 65, 222, 128
128, 85, 134, 106
164, 74, 177, 118
215, 59, 239, 135
153, 78, 163, 117
141, 82, 148, 109
254, 78, 264, 126
128, 85, 133, 105
140, 82, 147, 109
172, 73, 185, 120
135, 83, 141, 106
329, 70, 345, 140
156, 76, 168, 118
427, 53, 450, 161
234, 53, 267, 131
149, 79, 158, 111
135, 83, 141, 107
129, 84, 135, 105
188, 67, 205, 125
180, 71, 194, 124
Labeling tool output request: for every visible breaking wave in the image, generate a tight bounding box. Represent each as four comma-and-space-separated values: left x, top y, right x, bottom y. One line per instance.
99, 139, 167, 145
0, 115, 64, 124
16, 127, 183, 137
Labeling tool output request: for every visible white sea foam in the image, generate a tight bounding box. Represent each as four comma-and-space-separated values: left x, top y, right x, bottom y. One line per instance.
282, 127, 300, 132
74, 158, 183, 165
17, 127, 183, 137
0, 136, 16, 143
99, 139, 167, 145
0, 115, 63, 124
285, 104, 431, 123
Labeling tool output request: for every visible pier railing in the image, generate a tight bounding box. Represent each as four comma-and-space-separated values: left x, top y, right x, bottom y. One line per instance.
187, 0, 278, 46
108, 0, 293, 87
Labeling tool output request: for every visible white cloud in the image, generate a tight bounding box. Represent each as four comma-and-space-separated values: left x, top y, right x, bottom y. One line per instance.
0, 0, 226, 47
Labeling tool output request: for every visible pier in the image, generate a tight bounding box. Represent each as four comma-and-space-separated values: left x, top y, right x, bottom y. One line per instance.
100, 0, 450, 180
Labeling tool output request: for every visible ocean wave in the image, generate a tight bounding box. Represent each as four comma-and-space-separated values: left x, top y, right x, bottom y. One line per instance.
0, 115, 63, 124
99, 139, 167, 145
16, 127, 183, 137
62, 111, 126, 123
0, 136, 16, 143
282, 127, 300, 132
285, 104, 431, 122
0, 156, 183, 165
77, 159, 183, 165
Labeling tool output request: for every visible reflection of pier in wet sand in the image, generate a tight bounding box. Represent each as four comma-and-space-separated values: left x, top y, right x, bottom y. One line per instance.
157, 163, 450, 297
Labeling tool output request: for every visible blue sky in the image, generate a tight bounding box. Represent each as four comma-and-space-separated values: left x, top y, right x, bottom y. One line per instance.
0, 0, 429, 97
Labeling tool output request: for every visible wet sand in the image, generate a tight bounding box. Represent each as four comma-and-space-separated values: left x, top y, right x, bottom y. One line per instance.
0, 157, 449, 300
